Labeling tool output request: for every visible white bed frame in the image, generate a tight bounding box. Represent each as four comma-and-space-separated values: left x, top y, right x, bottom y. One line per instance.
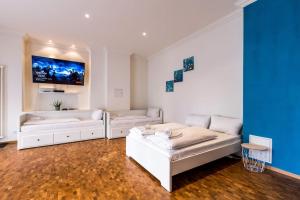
126, 135, 241, 192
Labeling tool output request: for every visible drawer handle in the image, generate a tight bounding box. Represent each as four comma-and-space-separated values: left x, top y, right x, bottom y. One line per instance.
37, 139, 40, 142
91, 132, 94, 135
67, 136, 70, 138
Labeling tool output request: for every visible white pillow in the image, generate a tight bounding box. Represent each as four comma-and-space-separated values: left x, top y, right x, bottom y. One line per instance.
147, 108, 160, 118
92, 110, 103, 120
185, 114, 211, 128
209, 115, 242, 135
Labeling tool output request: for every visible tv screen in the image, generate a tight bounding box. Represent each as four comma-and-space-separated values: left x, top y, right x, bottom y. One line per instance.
32, 55, 85, 86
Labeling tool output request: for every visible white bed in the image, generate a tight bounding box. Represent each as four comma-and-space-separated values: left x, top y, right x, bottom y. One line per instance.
105, 108, 163, 139
126, 114, 242, 192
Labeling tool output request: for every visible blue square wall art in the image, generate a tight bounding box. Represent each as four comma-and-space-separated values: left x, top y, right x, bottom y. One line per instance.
166, 80, 174, 92
183, 56, 194, 72
174, 69, 183, 82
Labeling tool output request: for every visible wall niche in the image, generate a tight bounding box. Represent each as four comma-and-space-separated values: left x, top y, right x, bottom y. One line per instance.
23, 36, 91, 111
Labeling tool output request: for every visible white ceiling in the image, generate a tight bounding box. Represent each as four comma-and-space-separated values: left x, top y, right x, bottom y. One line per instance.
0, 0, 238, 56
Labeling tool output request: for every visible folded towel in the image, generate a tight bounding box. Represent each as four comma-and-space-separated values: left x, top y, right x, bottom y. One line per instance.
130, 123, 186, 138
143, 130, 155, 135
155, 129, 183, 139
130, 126, 155, 137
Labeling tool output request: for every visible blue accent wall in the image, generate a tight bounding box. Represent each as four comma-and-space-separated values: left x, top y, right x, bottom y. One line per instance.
244, 0, 300, 175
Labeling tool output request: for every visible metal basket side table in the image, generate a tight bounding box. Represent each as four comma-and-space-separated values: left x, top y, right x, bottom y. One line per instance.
241, 143, 268, 173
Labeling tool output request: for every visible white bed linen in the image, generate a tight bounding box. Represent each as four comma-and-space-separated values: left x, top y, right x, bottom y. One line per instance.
150, 127, 218, 150
128, 131, 240, 161
111, 115, 148, 120
23, 118, 80, 125
21, 120, 103, 132
110, 117, 161, 127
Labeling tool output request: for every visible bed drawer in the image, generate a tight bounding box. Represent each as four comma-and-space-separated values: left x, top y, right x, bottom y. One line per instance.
19, 133, 53, 149
110, 128, 130, 138
81, 128, 104, 140
53, 130, 81, 144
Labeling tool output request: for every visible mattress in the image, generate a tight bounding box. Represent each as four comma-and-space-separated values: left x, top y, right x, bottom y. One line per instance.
23, 118, 80, 125
128, 131, 241, 162
110, 116, 161, 127
21, 120, 104, 132
111, 115, 148, 120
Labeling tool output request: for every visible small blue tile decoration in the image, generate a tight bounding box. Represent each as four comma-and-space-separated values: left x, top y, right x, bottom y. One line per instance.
166, 80, 174, 92
174, 69, 183, 83
183, 56, 194, 72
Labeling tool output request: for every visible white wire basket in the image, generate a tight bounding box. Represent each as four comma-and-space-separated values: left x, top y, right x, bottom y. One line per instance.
241, 143, 268, 173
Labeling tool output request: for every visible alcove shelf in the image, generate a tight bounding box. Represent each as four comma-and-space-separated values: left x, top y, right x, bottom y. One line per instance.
38, 90, 80, 95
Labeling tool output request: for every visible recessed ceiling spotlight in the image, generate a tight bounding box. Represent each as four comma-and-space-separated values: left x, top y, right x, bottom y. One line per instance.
47, 40, 53, 44
84, 13, 90, 19
71, 44, 76, 49
142, 32, 147, 37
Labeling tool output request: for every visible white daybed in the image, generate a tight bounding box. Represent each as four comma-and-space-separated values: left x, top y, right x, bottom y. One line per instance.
105, 108, 163, 139
18, 109, 105, 149
126, 114, 242, 192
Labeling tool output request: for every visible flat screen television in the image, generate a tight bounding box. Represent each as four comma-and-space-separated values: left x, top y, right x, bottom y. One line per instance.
32, 55, 85, 86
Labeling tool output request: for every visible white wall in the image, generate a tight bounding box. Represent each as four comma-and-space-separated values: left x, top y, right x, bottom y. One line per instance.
0, 32, 23, 141
130, 54, 148, 109
147, 10, 243, 123
106, 51, 130, 111
89, 46, 106, 109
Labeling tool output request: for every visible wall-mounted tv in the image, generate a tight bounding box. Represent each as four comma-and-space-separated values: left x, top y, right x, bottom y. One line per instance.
32, 55, 85, 86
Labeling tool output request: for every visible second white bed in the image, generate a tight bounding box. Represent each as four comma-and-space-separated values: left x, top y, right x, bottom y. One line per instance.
129, 131, 240, 162
145, 132, 240, 161
126, 129, 241, 192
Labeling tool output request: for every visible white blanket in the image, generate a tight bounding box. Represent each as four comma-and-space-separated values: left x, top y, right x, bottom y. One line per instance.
148, 127, 218, 150
23, 118, 80, 125
112, 115, 148, 120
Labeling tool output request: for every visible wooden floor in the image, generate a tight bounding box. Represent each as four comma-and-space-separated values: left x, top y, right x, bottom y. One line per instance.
0, 139, 299, 200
